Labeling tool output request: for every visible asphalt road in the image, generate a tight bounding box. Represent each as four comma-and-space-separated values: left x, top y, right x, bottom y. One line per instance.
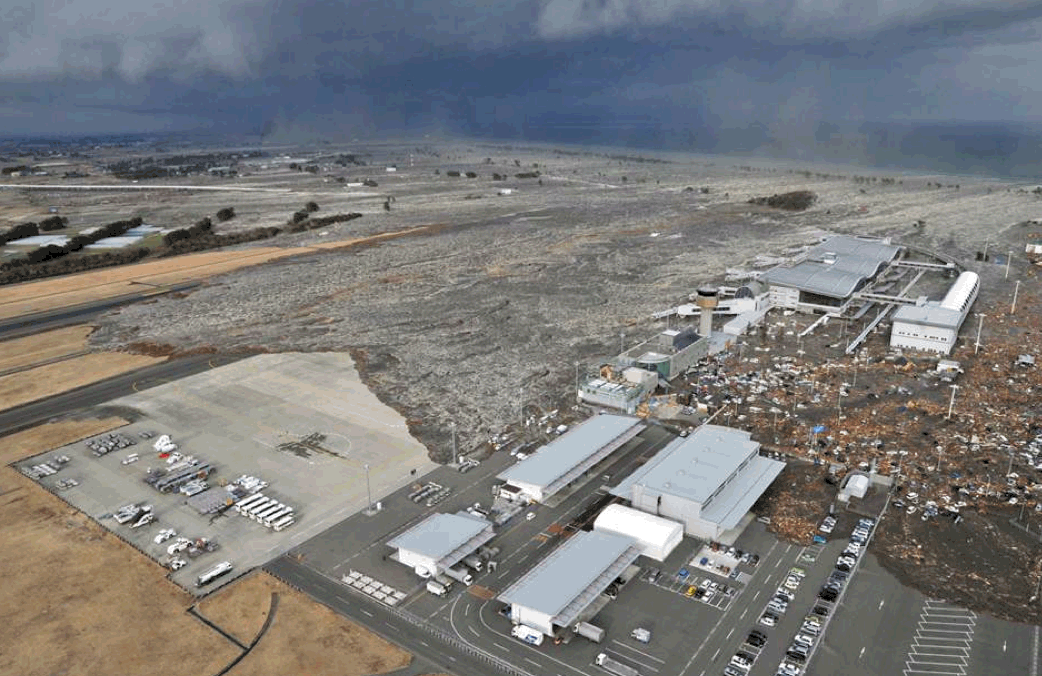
0, 282, 199, 340
0, 352, 246, 436
266, 556, 488, 676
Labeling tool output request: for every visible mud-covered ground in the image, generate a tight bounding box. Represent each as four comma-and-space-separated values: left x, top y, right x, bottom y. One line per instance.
75, 140, 1042, 617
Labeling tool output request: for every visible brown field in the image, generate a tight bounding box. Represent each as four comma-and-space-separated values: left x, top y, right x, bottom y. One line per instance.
0, 351, 163, 411
0, 424, 240, 676
0, 416, 126, 465
198, 571, 412, 676
0, 324, 93, 373
0, 226, 428, 321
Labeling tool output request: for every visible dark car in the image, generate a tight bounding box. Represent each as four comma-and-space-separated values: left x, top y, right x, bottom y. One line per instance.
746, 632, 767, 647
812, 605, 831, 617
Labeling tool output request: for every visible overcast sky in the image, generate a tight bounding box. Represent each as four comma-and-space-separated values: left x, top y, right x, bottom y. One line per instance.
2, 0, 1041, 160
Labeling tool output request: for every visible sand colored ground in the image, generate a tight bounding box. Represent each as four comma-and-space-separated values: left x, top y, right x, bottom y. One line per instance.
198, 571, 411, 676
0, 324, 93, 373
0, 226, 428, 321
0, 351, 163, 411
0, 416, 126, 465
0, 424, 240, 676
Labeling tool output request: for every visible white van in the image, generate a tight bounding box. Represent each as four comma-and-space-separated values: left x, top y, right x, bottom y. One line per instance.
511, 624, 544, 646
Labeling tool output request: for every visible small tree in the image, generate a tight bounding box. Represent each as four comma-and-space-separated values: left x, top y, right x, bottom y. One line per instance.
304, 201, 319, 213
216, 207, 235, 222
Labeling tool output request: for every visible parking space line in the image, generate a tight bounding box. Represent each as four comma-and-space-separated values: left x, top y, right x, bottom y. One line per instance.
493, 642, 509, 651
610, 640, 666, 664
524, 658, 541, 667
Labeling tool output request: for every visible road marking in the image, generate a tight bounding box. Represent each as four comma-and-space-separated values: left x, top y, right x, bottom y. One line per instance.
904, 600, 975, 676
610, 640, 666, 663
739, 608, 748, 620
468, 625, 479, 637
448, 655, 457, 662
725, 628, 734, 640
752, 590, 761, 601
1032, 625, 1039, 676
880, 599, 886, 610
465, 604, 470, 616
493, 642, 509, 651
860, 646, 866, 659
361, 609, 373, 617
524, 658, 541, 667
1004, 641, 1008, 652
418, 640, 429, 647
711, 648, 721, 661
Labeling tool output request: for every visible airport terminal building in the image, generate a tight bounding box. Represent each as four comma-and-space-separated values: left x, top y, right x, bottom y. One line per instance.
610, 425, 784, 540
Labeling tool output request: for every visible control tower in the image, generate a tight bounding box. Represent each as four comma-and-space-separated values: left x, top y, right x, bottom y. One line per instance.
694, 287, 718, 337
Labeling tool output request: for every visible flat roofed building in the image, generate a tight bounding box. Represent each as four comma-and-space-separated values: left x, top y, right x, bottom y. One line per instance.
759, 235, 901, 311
496, 414, 645, 503
593, 503, 683, 561
610, 425, 785, 540
387, 512, 494, 577
890, 271, 978, 355
498, 530, 641, 636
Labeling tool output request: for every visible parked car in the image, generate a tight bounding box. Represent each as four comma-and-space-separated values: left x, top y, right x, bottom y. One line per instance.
759, 612, 779, 627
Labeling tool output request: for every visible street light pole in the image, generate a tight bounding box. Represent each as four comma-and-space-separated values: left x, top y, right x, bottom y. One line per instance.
1006, 251, 1012, 279
1012, 280, 1021, 315
975, 314, 985, 354
619, 332, 625, 356
946, 384, 959, 420
364, 463, 372, 513
451, 422, 457, 463
575, 362, 580, 401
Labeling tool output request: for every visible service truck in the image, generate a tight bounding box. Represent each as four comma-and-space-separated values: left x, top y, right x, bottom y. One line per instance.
434, 573, 455, 589
511, 624, 544, 646
426, 580, 449, 597
595, 653, 640, 676
444, 565, 474, 585
574, 621, 605, 643
263, 507, 294, 528
462, 553, 484, 571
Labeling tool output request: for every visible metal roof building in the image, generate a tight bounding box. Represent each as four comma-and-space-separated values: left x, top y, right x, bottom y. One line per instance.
610, 425, 785, 540
759, 235, 901, 310
890, 271, 979, 355
496, 414, 646, 503
387, 512, 494, 577
498, 530, 641, 636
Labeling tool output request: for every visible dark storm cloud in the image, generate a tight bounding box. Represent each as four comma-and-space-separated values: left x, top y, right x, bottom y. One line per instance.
2, 0, 1042, 161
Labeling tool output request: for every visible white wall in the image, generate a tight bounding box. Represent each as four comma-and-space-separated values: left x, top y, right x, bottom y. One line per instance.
507, 480, 544, 504
891, 321, 957, 354
398, 549, 438, 576
511, 606, 555, 636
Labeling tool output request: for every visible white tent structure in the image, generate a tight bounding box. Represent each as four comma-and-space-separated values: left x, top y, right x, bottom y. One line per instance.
593, 504, 683, 561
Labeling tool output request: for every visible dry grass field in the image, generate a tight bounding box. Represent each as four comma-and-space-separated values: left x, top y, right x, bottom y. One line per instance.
0, 416, 127, 465
0, 324, 93, 372
199, 571, 412, 676
0, 419, 241, 676
0, 350, 163, 411
0, 226, 428, 321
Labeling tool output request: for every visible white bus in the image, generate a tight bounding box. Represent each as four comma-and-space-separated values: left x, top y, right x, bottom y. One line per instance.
243, 495, 275, 516
234, 493, 266, 514
272, 515, 295, 532
253, 503, 284, 523
263, 507, 294, 528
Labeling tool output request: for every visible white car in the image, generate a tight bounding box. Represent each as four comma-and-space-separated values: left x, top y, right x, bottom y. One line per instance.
759, 613, 778, 627
167, 537, 191, 555
169, 557, 187, 571
525, 512, 536, 521
153, 528, 176, 544
784, 575, 801, 590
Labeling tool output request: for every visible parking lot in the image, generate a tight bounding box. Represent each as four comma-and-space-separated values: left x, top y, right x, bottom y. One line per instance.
14, 353, 435, 593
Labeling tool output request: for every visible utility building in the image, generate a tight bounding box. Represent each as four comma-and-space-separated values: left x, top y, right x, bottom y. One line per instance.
593, 504, 683, 561
890, 271, 979, 355
496, 414, 645, 504
386, 512, 494, 578
498, 530, 641, 636
610, 425, 785, 540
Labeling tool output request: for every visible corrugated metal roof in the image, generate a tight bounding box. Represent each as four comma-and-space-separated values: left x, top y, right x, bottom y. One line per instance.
610, 425, 759, 505
700, 455, 785, 530
940, 271, 979, 311
498, 530, 640, 627
759, 235, 900, 299
892, 303, 963, 329
387, 512, 494, 567
497, 414, 645, 494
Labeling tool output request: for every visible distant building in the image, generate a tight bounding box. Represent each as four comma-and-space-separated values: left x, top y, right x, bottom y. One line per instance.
890, 271, 979, 355
617, 326, 709, 381
578, 367, 656, 413
386, 512, 494, 578
498, 530, 641, 636
610, 425, 785, 540
758, 235, 900, 312
496, 414, 645, 504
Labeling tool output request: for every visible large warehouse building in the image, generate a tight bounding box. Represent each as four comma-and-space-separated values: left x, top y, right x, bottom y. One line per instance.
386, 512, 494, 578
758, 235, 901, 312
890, 270, 979, 355
593, 503, 683, 561
498, 530, 641, 636
610, 425, 785, 540
496, 414, 645, 504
